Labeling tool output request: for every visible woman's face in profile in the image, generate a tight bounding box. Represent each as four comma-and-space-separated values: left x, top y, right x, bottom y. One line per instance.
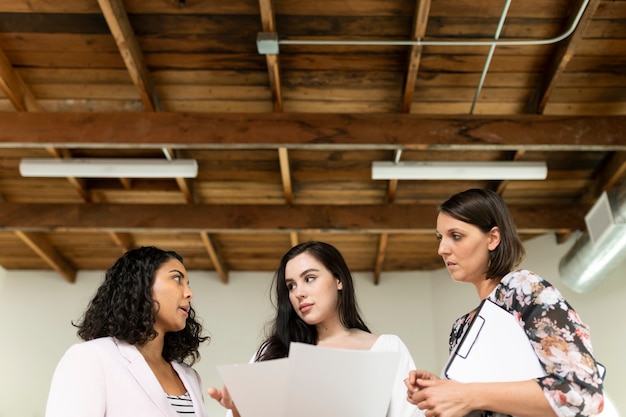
436, 212, 499, 285
151, 258, 193, 335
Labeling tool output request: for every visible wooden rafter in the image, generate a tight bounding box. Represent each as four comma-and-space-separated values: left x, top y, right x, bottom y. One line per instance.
98, 0, 197, 205
579, 151, 626, 205
166, 147, 197, 204
0, 203, 587, 234
0, 113, 624, 149
258, 0, 283, 112
278, 147, 294, 204
0, 49, 41, 112
495, 149, 527, 195
175, 177, 197, 204
97, 0, 162, 112
289, 232, 299, 248
200, 232, 229, 284
374, 233, 389, 285
14, 231, 77, 283
108, 231, 135, 254
401, 0, 432, 113
0, 49, 91, 201
528, 0, 602, 114
385, 149, 404, 203
65, 177, 91, 201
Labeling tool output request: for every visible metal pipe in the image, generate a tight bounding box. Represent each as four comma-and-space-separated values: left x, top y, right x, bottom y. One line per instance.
275, 0, 588, 48
559, 186, 626, 293
470, 0, 512, 114
161, 148, 173, 161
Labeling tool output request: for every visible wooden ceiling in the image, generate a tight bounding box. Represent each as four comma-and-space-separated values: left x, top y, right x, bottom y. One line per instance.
0, 0, 625, 284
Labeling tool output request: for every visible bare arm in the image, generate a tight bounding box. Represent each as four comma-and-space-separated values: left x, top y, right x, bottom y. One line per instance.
407, 374, 556, 417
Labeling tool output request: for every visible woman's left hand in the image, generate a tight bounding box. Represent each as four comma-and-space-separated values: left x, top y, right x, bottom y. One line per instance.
407, 377, 474, 417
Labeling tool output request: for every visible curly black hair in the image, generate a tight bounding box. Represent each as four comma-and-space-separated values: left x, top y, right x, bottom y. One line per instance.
74, 246, 209, 365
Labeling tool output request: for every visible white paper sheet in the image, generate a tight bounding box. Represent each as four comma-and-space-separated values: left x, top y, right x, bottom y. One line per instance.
217, 358, 289, 417
217, 342, 401, 417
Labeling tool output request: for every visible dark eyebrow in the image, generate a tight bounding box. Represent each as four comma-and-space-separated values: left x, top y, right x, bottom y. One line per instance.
285, 268, 320, 283
299, 268, 319, 277
169, 269, 188, 281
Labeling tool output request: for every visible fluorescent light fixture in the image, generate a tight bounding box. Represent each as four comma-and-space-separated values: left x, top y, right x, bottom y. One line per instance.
19, 158, 198, 178
372, 161, 547, 180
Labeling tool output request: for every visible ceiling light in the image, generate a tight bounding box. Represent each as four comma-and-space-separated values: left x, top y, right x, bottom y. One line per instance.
371, 161, 547, 180
19, 158, 198, 178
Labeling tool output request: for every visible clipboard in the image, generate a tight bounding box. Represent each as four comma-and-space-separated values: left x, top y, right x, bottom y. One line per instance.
444, 298, 546, 383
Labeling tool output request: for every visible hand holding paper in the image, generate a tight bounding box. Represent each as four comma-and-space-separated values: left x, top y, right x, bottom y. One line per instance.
217, 342, 401, 417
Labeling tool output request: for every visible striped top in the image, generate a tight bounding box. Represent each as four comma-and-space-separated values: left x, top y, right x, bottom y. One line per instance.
166, 392, 196, 415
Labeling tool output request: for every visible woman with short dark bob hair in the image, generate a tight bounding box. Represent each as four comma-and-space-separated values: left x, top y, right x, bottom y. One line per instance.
405, 189, 605, 417
46, 246, 210, 417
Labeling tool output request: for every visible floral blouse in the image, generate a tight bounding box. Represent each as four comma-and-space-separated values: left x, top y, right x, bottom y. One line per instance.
448, 270, 604, 417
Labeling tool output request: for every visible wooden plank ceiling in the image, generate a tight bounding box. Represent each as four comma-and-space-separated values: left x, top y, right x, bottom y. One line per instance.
0, 0, 625, 284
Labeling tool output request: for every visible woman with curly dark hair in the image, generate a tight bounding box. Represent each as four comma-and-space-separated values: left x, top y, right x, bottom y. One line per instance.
208, 241, 420, 417
45, 246, 210, 417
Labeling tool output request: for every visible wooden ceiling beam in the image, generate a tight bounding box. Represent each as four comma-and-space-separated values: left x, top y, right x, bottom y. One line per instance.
167, 147, 199, 204
0, 113, 624, 150
107, 231, 135, 254
200, 232, 229, 284
0, 50, 92, 201
89, 0, 197, 201
258, 0, 283, 112
0, 203, 587, 234
385, 149, 403, 203
97, 0, 162, 112
175, 177, 197, 204
65, 176, 91, 201
14, 231, 77, 283
528, 0, 601, 114
579, 151, 626, 205
401, 0, 432, 113
374, 233, 389, 285
289, 232, 299, 248
495, 149, 527, 195
0, 49, 41, 112
278, 147, 294, 204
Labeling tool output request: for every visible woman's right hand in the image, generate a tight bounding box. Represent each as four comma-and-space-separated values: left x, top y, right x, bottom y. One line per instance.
207, 385, 240, 417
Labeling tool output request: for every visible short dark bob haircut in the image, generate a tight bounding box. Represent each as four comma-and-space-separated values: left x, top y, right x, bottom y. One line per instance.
74, 246, 209, 364
439, 188, 525, 280
255, 241, 370, 361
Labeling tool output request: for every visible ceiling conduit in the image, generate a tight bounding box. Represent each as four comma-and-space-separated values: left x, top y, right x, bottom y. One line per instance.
256, 0, 589, 116
257, 0, 589, 51
559, 184, 626, 293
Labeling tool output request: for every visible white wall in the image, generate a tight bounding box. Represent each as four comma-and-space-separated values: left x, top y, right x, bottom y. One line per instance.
0, 234, 623, 417
0, 267, 435, 417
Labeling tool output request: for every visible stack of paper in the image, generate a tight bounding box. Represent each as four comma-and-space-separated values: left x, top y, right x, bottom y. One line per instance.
217, 342, 401, 417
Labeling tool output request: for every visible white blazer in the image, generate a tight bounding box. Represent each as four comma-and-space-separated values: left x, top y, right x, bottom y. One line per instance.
45, 337, 209, 417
